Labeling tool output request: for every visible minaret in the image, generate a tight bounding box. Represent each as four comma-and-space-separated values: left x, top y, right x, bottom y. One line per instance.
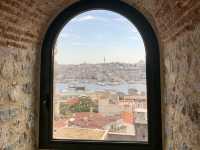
104, 56, 106, 64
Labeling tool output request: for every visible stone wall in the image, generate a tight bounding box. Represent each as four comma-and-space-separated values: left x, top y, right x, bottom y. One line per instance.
0, 0, 199, 149
163, 24, 200, 150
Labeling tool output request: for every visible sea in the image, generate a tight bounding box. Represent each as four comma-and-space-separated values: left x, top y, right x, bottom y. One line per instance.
56, 82, 146, 95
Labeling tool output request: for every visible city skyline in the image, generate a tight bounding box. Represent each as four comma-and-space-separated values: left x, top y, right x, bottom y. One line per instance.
55, 10, 145, 65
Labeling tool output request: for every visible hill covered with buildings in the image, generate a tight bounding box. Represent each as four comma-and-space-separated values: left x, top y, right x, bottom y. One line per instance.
54, 60, 146, 84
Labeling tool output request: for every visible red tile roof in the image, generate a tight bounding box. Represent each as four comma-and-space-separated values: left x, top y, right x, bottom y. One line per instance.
121, 112, 135, 124
66, 98, 80, 105
54, 119, 68, 128
69, 112, 120, 129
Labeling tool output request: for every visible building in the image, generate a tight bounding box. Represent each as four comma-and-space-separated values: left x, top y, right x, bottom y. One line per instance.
98, 98, 122, 116
54, 127, 108, 140
118, 95, 147, 124
67, 112, 121, 129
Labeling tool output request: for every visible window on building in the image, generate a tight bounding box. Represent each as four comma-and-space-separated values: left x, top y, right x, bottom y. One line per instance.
39, 0, 162, 150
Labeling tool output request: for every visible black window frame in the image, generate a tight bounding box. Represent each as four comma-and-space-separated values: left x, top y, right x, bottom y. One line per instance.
39, 0, 162, 149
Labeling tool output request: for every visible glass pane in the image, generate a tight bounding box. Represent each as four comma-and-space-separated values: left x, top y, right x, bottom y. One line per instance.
53, 10, 147, 142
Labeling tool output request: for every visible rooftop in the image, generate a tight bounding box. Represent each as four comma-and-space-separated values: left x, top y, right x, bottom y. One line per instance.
53, 127, 107, 140
69, 112, 120, 129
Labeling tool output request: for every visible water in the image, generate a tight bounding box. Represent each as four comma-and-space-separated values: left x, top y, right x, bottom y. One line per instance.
56, 82, 146, 95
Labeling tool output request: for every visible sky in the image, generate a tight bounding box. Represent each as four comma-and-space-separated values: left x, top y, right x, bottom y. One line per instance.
55, 10, 145, 65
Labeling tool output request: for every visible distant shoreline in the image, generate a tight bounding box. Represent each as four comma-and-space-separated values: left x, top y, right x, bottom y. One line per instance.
56, 82, 146, 95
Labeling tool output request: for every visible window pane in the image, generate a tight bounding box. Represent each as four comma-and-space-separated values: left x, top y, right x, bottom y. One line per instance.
53, 10, 147, 142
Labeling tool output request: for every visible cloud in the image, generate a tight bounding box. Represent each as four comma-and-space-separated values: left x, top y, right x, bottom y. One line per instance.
71, 14, 132, 24
130, 27, 139, 33
58, 33, 80, 40
71, 42, 89, 46
129, 36, 139, 40
112, 17, 139, 33
128, 33, 144, 42
71, 14, 110, 23
59, 33, 70, 38
96, 34, 104, 40
71, 15, 97, 22
113, 17, 127, 22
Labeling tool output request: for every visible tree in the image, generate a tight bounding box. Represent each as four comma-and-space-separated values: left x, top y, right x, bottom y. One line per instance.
69, 97, 98, 112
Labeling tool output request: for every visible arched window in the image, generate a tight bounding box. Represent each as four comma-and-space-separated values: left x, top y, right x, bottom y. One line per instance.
39, 0, 162, 150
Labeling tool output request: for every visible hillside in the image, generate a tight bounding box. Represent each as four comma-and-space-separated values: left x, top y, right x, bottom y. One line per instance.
54, 61, 146, 83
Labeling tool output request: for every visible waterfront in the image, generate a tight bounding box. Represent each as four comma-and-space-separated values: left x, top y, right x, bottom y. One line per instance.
56, 82, 146, 95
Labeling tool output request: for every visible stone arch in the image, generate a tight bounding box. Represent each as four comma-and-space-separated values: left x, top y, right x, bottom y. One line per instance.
0, 0, 199, 150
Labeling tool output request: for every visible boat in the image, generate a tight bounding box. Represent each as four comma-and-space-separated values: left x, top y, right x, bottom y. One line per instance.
97, 82, 106, 86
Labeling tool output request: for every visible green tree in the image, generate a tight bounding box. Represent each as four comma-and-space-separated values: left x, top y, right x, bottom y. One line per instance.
60, 103, 70, 116
69, 97, 98, 112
